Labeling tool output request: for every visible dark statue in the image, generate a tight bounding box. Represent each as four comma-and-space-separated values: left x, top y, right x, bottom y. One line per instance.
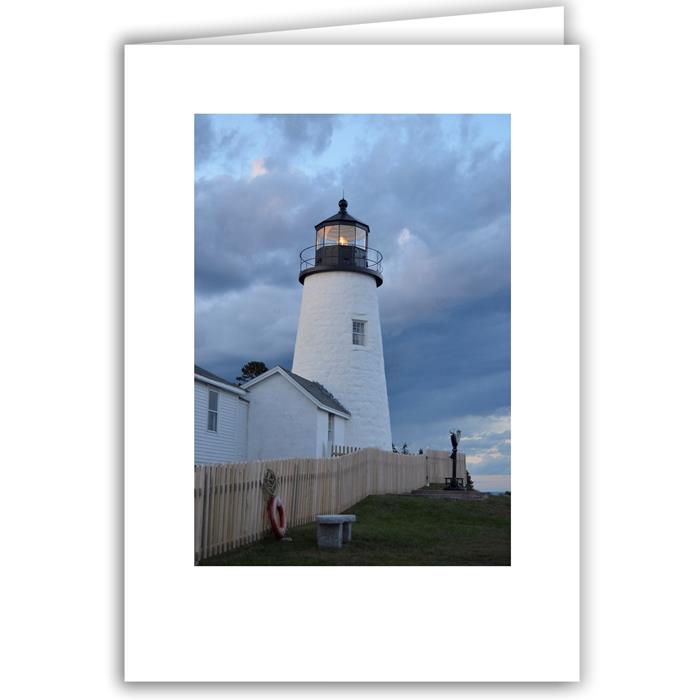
446, 430, 464, 490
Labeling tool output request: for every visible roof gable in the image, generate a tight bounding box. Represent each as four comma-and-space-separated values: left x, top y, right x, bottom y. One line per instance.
242, 366, 350, 417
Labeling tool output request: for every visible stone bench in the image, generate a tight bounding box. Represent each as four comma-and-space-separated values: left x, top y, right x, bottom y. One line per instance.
315, 514, 357, 549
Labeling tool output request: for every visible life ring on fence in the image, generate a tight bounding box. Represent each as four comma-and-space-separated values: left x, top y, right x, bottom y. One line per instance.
267, 495, 287, 539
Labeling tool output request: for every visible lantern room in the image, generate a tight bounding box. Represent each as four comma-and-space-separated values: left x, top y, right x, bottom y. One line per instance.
299, 198, 383, 286
315, 198, 369, 249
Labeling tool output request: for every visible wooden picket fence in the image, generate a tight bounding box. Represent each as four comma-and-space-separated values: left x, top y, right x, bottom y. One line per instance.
425, 449, 466, 483
194, 447, 464, 562
329, 444, 362, 457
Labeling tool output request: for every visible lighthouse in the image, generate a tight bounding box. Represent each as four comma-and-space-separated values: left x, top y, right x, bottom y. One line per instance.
292, 198, 392, 450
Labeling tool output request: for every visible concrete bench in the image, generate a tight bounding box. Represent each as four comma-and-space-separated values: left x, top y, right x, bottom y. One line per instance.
315, 514, 357, 549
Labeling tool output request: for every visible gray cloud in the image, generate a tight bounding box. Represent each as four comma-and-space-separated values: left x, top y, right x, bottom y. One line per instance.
195, 115, 510, 469
196, 284, 300, 370
258, 114, 337, 156
195, 114, 249, 167
394, 407, 511, 473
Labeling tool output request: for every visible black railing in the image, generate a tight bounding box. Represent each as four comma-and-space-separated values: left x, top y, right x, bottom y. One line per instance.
299, 244, 383, 275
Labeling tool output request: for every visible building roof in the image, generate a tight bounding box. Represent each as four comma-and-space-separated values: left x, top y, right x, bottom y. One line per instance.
283, 369, 350, 416
194, 365, 248, 396
315, 198, 370, 232
241, 365, 350, 417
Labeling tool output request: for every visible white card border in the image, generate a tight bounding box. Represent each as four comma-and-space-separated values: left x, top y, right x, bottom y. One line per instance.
125, 44, 579, 682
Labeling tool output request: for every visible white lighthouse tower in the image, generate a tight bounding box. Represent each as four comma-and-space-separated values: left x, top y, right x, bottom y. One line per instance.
292, 198, 392, 450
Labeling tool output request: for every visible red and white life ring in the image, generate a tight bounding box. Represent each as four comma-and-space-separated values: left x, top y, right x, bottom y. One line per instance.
267, 495, 287, 539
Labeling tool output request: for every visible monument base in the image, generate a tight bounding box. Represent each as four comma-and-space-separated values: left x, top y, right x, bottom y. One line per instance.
443, 477, 466, 491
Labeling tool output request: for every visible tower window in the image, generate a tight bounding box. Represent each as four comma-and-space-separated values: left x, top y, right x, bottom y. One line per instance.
207, 390, 219, 432
352, 319, 366, 346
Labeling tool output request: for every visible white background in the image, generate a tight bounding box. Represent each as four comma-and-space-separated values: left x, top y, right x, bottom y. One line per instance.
2, 0, 699, 697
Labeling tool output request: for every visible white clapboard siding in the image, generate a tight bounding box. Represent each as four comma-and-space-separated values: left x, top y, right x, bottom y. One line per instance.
194, 380, 248, 464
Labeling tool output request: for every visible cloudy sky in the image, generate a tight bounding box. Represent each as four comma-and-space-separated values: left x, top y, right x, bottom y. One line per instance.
195, 114, 510, 491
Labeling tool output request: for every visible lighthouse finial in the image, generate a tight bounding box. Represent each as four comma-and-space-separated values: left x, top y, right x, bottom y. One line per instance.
339, 191, 348, 211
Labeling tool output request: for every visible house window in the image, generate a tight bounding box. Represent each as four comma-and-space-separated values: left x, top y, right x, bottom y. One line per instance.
352, 319, 366, 346
207, 390, 219, 432
327, 413, 335, 444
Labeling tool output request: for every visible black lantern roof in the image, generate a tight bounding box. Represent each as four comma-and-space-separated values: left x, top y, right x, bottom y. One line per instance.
314, 198, 370, 232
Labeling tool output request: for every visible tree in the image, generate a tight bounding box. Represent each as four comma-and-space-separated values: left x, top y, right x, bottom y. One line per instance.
418, 448, 424, 455
401, 443, 409, 455
465, 469, 475, 491
392, 443, 399, 453
236, 361, 268, 384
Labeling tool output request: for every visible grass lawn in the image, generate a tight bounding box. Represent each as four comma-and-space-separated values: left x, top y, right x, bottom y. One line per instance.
201, 492, 510, 566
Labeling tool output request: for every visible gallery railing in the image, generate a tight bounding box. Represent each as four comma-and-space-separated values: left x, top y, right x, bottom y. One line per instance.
299, 244, 383, 276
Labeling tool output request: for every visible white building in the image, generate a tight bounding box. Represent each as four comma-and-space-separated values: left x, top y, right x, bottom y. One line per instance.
194, 198, 392, 463
242, 366, 349, 459
194, 366, 249, 464
194, 364, 350, 463
292, 198, 392, 450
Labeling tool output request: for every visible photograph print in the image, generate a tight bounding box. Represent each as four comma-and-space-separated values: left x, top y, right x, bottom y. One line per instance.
194, 114, 510, 566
